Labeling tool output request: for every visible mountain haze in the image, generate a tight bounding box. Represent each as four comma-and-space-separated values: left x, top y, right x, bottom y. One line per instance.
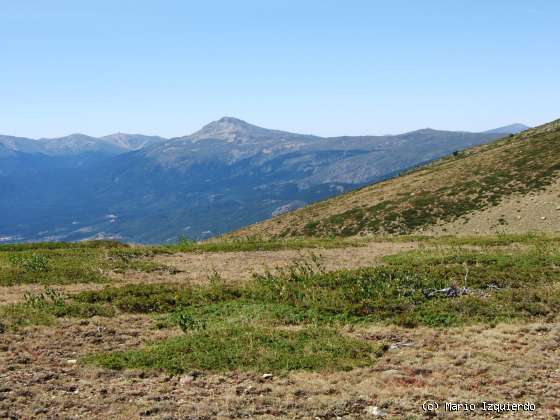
0, 118, 527, 243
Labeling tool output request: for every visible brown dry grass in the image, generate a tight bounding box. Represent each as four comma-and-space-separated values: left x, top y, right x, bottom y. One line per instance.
423, 177, 560, 235
1, 316, 558, 418
0, 241, 416, 305
228, 119, 560, 239
1, 237, 559, 418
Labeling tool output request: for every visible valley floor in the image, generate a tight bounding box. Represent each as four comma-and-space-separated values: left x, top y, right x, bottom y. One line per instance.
1, 235, 559, 419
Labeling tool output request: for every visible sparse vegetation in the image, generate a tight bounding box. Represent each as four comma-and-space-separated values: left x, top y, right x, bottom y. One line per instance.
0, 241, 170, 286
69, 234, 560, 374
0, 286, 114, 330
230, 120, 560, 238
163, 236, 366, 253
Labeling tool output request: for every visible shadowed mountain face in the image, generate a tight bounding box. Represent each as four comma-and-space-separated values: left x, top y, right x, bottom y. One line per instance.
0, 118, 524, 243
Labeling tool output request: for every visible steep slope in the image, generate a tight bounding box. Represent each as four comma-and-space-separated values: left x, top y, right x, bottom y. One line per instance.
230, 119, 560, 238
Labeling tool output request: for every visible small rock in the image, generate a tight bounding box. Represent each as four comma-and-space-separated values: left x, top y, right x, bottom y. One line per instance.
294, 389, 307, 397
453, 353, 468, 366
541, 216, 547, 220
33, 406, 47, 415
534, 325, 550, 332
66, 359, 77, 365
179, 375, 195, 385
366, 406, 386, 416
381, 369, 401, 376
262, 373, 273, 380
556, 206, 560, 210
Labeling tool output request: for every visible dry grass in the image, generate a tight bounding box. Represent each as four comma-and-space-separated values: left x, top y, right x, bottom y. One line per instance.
229, 119, 560, 239
0, 241, 416, 304
1, 234, 559, 418
1, 317, 558, 418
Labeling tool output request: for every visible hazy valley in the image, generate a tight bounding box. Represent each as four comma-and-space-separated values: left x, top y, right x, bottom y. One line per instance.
0, 118, 526, 243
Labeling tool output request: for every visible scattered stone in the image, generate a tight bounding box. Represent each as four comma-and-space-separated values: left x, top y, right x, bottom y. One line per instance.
366, 406, 386, 416
33, 406, 47, 415
33, 372, 56, 383
381, 369, 401, 377
541, 216, 547, 220
65, 385, 78, 393
179, 375, 195, 385
453, 353, 468, 366
66, 359, 77, 365
262, 373, 273, 380
294, 389, 308, 397
534, 325, 550, 333
389, 341, 415, 350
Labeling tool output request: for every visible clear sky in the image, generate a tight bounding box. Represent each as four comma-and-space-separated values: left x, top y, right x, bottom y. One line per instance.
1, 0, 559, 138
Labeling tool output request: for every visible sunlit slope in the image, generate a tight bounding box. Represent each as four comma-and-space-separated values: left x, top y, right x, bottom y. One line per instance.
230, 119, 560, 238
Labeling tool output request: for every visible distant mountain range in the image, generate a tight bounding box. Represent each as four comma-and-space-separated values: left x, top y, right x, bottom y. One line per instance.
483, 123, 529, 135
0, 118, 529, 243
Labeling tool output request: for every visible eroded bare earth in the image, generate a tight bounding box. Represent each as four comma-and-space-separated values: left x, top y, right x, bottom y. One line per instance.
1, 317, 558, 419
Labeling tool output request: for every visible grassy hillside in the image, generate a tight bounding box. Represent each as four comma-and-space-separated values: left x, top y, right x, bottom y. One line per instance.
230, 119, 560, 238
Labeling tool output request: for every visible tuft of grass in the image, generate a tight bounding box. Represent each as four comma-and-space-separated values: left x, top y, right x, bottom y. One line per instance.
162, 236, 365, 253
0, 287, 115, 331
74, 282, 240, 313
0, 241, 173, 286
0, 240, 128, 252
84, 324, 381, 374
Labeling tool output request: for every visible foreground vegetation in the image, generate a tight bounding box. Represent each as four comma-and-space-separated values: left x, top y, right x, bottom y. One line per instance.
1, 234, 558, 373
0, 237, 365, 287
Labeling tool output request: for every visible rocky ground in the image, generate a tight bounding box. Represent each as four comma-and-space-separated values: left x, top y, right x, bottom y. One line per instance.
422, 178, 560, 236
1, 241, 559, 419
2, 315, 559, 419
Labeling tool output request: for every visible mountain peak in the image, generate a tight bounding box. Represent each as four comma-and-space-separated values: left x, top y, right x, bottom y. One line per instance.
188, 117, 264, 143
216, 116, 249, 125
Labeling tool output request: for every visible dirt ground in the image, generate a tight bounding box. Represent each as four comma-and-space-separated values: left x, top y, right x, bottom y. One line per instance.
421, 178, 560, 236
1, 315, 558, 419
2, 241, 559, 419
0, 241, 417, 305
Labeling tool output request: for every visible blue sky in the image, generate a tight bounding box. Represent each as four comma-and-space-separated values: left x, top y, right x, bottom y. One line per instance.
1, 0, 559, 138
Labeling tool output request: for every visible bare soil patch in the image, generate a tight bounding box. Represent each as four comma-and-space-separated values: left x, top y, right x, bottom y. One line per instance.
0, 241, 416, 305
1, 318, 558, 418
423, 177, 560, 235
